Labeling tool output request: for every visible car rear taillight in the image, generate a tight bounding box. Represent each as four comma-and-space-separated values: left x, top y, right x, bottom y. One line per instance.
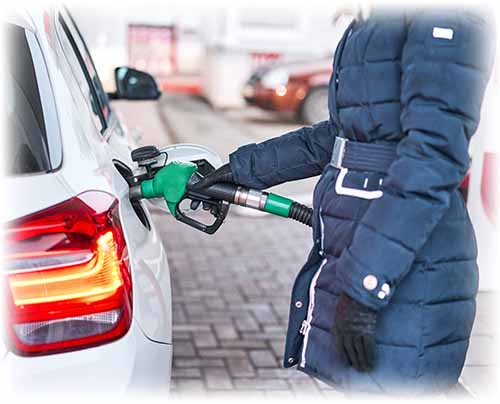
3, 191, 132, 356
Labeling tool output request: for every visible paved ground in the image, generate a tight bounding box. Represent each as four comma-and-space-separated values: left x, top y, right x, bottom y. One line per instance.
154, 209, 341, 397
114, 95, 497, 398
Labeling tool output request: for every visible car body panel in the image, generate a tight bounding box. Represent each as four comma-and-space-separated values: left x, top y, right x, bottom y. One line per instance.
3, 6, 173, 391
1, 319, 172, 395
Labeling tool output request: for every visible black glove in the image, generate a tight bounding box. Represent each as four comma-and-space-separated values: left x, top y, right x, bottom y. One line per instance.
331, 293, 377, 372
192, 163, 235, 189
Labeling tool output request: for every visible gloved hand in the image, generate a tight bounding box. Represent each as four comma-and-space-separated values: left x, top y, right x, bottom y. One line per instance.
191, 163, 234, 189
331, 293, 377, 372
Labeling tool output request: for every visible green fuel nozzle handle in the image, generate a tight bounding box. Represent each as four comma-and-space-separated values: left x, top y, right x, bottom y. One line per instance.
134, 161, 198, 216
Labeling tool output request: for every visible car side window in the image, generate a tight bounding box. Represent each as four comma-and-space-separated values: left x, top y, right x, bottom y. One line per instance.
6, 24, 56, 174
63, 10, 112, 122
57, 12, 107, 133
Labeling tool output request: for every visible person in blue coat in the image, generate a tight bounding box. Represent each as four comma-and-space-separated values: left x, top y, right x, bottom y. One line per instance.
195, 7, 496, 395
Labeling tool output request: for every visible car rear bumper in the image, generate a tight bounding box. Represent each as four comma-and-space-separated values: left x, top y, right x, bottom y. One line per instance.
1, 318, 172, 397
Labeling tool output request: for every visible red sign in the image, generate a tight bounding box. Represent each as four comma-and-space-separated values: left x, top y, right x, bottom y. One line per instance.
128, 24, 177, 78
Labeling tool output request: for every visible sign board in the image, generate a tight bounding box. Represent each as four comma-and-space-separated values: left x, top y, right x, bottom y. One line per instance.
128, 24, 176, 79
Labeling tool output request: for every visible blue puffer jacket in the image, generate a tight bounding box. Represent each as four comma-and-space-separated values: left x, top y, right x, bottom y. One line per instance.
229, 9, 495, 394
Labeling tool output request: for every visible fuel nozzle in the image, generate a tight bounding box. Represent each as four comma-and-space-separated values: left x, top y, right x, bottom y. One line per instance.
129, 162, 230, 234
129, 158, 313, 233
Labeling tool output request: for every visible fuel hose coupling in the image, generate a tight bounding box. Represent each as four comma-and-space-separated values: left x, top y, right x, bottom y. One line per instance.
233, 186, 312, 226
234, 187, 268, 211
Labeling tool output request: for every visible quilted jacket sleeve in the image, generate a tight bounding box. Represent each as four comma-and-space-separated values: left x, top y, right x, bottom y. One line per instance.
335, 10, 496, 310
229, 119, 337, 189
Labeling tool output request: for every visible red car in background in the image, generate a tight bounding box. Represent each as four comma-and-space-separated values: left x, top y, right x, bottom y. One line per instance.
242, 58, 332, 124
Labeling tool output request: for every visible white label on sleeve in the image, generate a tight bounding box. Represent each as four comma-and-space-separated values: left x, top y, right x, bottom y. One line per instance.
433, 27, 454, 40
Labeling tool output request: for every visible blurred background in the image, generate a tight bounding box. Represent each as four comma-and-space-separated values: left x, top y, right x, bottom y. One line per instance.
68, 0, 498, 397
72, 0, 351, 111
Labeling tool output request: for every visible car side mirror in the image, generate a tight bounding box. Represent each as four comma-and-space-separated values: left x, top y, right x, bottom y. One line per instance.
110, 66, 161, 101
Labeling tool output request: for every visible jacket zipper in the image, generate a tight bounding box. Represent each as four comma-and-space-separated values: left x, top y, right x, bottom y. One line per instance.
300, 257, 327, 368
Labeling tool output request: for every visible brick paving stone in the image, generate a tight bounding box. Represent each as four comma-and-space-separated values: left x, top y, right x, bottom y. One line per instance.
177, 279, 199, 290
230, 302, 272, 311
257, 368, 312, 379
185, 303, 208, 317
172, 305, 188, 323
240, 331, 285, 340
252, 306, 280, 325
192, 317, 234, 325
235, 316, 260, 332
210, 308, 253, 317
170, 379, 206, 392
219, 339, 268, 349
172, 368, 203, 378
240, 280, 264, 297
249, 350, 278, 367
234, 378, 290, 391
173, 341, 196, 357
263, 324, 288, 334
173, 295, 211, 303
222, 291, 246, 303
198, 349, 247, 358
173, 324, 211, 332
205, 368, 233, 390
226, 357, 256, 378
174, 358, 225, 368
270, 340, 286, 358
193, 331, 218, 348
213, 324, 239, 340
290, 377, 322, 391
204, 298, 227, 310
172, 331, 192, 341
183, 290, 221, 298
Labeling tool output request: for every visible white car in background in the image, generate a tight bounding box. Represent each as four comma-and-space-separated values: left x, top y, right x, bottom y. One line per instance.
2, 6, 184, 396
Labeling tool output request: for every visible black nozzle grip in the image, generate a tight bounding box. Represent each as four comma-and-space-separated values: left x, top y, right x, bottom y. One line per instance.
187, 182, 238, 204
174, 197, 228, 235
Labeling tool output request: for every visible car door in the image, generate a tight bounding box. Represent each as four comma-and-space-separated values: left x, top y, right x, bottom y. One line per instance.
55, 8, 173, 344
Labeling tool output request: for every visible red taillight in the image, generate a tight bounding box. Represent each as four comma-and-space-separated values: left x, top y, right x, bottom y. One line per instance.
3, 191, 132, 355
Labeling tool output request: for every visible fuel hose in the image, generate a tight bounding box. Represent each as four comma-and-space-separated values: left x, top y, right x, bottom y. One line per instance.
190, 182, 313, 227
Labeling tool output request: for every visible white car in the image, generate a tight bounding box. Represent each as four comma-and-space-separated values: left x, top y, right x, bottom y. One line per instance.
1, 6, 219, 396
